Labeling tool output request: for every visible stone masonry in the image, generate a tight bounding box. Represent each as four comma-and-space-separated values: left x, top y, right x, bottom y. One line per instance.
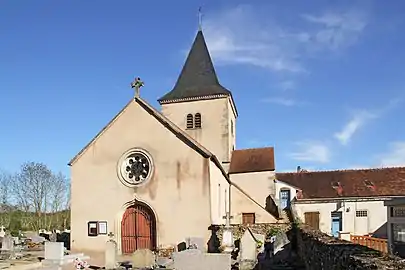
297, 224, 405, 269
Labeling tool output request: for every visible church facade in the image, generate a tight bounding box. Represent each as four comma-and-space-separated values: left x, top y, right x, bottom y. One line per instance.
69, 30, 281, 253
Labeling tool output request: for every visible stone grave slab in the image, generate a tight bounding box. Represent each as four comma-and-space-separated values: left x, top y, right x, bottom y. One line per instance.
105, 240, 117, 269
44, 242, 64, 261
132, 249, 155, 269
240, 228, 258, 262
173, 249, 231, 270
274, 231, 290, 254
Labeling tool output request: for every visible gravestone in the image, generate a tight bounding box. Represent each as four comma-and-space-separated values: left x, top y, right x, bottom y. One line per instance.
31, 235, 46, 243
207, 225, 220, 253
0, 226, 5, 238
105, 237, 117, 269
239, 228, 258, 270
187, 237, 204, 251
132, 249, 155, 269
12, 237, 19, 245
273, 231, 290, 255
44, 242, 64, 262
177, 241, 187, 252
173, 249, 231, 270
1, 235, 14, 251
49, 231, 57, 242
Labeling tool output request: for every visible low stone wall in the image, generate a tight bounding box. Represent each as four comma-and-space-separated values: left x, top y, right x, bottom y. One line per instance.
297, 225, 405, 269
216, 223, 290, 242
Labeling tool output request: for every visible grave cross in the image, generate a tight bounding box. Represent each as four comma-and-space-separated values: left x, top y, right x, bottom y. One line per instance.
222, 189, 233, 227
0, 225, 5, 231
222, 212, 233, 228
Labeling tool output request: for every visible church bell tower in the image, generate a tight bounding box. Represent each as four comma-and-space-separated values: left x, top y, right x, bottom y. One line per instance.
158, 29, 237, 166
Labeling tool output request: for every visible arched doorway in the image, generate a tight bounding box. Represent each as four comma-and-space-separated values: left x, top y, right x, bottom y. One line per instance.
121, 202, 156, 253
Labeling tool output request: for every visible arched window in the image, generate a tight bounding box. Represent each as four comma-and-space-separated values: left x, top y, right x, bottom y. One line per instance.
194, 113, 202, 128
186, 114, 194, 129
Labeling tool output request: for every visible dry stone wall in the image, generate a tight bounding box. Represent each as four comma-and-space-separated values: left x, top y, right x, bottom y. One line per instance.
216, 223, 290, 242
297, 225, 405, 269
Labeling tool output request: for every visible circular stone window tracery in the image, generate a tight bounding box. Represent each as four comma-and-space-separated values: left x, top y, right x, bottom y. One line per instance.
118, 149, 153, 186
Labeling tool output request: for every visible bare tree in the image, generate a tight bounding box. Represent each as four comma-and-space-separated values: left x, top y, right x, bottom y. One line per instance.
12, 162, 54, 230
47, 172, 69, 229
0, 170, 12, 227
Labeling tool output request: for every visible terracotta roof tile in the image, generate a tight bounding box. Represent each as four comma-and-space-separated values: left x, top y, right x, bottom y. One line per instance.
276, 167, 405, 199
229, 147, 275, 174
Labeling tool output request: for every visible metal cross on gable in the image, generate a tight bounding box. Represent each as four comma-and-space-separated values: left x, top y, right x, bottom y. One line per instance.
198, 7, 203, 30
131, 77, 144, 98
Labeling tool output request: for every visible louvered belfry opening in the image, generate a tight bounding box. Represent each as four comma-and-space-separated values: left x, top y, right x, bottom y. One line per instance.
186, 114, 194, 129
194, 113, 201, 128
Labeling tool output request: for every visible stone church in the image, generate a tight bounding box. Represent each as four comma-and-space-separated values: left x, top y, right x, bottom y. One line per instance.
69, 29, 281, 254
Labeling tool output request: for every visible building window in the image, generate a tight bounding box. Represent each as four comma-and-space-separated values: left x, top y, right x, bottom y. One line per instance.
392, 207, 405, 217
186, 114, 194, 129
393, 223, 405, 242
355, 210, 368, 217
117, 148, 154, 187
88, 221, 98, 237
194, 113, 201, 128
242, 213, 255, 224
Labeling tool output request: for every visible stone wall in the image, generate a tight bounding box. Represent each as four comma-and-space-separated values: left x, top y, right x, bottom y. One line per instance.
297, 225, 405, 269
217, 223, 290, 242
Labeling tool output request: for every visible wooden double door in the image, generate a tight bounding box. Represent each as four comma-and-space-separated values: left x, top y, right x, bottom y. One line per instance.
121, 203, 156, 253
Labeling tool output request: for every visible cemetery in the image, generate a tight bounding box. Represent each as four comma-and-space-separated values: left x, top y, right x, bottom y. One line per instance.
0, 221, 303, 270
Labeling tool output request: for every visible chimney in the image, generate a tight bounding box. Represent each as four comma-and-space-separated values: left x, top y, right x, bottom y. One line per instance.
297, 166, 301, 172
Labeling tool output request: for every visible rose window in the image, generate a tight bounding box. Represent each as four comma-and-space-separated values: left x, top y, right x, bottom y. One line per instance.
119, 150, 153, 186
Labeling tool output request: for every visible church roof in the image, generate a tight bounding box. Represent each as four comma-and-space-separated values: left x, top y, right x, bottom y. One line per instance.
68, 97, 280, 220
158, 30, 232, 104
229, 147, 275, 174
276, 167, 405, 199
69, 97, 216, 167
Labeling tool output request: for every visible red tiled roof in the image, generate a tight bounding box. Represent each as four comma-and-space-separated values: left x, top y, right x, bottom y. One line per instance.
276, 167, 405, 199
229, 147, 275, 174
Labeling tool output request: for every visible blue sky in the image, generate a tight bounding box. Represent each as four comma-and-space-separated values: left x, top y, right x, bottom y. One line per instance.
1, 0, 405, 177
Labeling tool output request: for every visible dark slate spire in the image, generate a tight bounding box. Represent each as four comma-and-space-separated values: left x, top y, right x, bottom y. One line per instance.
158, 30, 231, 104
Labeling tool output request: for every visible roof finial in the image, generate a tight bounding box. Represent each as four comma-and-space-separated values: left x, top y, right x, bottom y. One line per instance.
198, 6, 203, 31
130, 77, 144, 98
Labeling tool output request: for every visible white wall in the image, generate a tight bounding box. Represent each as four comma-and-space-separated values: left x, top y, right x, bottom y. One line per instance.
229, 171, 278, 224
209, 161, 230, 225
293, 200, 387, 237
274, 181, 298, 206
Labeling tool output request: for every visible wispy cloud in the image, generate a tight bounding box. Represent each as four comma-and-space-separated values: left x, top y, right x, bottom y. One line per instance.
279, 80, 295, 91
378, 142, 405, 167
203, 5, 368, 73
334, 110, 377, 145
261, 97, 299, 107
301, 11, 368, 50
334, 98, 401, 145
288, 141, 331, 163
